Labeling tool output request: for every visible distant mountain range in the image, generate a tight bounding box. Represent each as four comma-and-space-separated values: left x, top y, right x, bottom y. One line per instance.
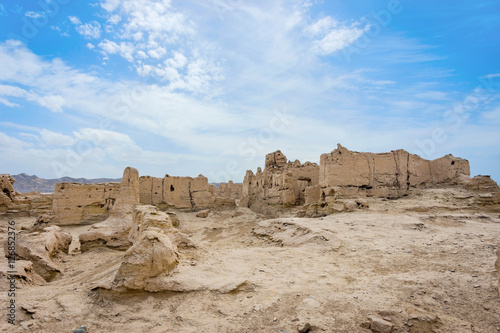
12, 173, 121, 193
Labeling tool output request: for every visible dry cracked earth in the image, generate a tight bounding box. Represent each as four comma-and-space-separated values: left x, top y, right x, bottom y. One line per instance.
0, 188, 499, 333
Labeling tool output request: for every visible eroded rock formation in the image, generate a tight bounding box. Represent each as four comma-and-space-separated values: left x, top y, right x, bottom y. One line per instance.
111, 205, 186, 291
463, 175, 500, 210
0, 174, 16, 203
252, 219, 341, 250
0, 174, 53, 219
0, 260, 47, 286
79, 167, 140, 252
3, 226, 72, 281
0, 174, 21, 213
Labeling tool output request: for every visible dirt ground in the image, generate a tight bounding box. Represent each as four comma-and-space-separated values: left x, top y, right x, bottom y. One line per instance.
0, 188, 499, 332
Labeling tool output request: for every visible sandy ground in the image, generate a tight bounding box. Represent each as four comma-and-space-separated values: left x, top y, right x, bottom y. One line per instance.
0, 188, 499, 332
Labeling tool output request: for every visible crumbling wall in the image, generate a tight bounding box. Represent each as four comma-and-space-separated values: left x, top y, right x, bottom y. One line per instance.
163, 176, 193, 209
191, 175, 216, 207
216, 181, 243, 201
52, 170, 239, 225
52, 167, 141, 225
139, 174, 234, 210
52, 182, 120, 225
241, 145, 474, 216
241, 150, 319, 214
139, 176, 164, 207
139, 175, 215, 210
15, 192, 53, 217
113, 167, 140, 216
318, 144, 471, 203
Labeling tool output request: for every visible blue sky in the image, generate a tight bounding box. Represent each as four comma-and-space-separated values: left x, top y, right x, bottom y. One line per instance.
0, 0, 499, 183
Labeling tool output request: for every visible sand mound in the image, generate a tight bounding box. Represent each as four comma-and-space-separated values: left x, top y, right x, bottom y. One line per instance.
252, 219, 341, 250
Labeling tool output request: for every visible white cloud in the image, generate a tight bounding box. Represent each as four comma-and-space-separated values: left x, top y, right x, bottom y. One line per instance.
68, 16, 81, 25
108, 14, 121, 24
305, 16, 338, 36
0, 84, 65, 112
0, 128, 181, 178
106, 0, 193, 44
36, 95, 66, 113
98, 39, 119, 54
147, 46, 167, 59
165, 51, 187, 69
0, 97, 20, 107
101, 0, 121, 12
40, 129, 76, 146
0, 42, 268, 163
359, 35, 446, 64
481, 106, 500, 123
71, 128, 178, 165
154, 66, 180, 81
415, 91, 450, 101
0, 84, 28, 97
73, 128, 135, 147
69, 16, 101, 39
0, 131, 115, 178
0, 41, 231, 151
51, 26, 71, 37
75, 21, 101, 39
86, 43, 95, 49
0, 122, 39, 132
25, 11, 44, 19
136, 64, 153, 76
98, 40, 135, 62
104, 24, 114, 33
95, 0, 222, 95
98, 0, 194, 65
310, 23, 367, 55
136, 50, 148, 59
0, 132, 32, 148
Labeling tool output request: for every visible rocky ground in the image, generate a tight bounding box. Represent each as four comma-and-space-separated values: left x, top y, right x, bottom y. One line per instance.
0, 188, 499, 332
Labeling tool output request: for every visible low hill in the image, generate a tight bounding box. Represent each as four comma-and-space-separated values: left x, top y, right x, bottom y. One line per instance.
11, 173, 121, 193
